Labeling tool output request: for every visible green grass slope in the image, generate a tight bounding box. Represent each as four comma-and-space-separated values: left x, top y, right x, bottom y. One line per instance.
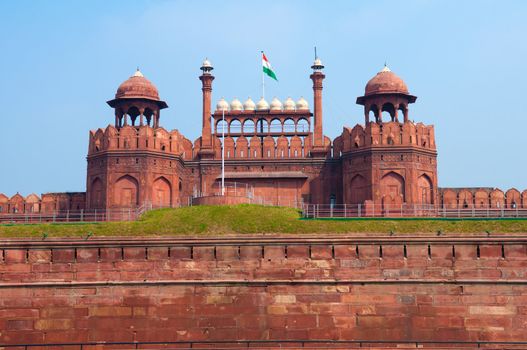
0, 204, 526, 238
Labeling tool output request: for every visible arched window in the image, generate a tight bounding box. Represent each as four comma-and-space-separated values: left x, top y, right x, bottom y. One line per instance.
216, 119, 227, 134
270, 119, 282, 132
243, 119, 255, 134
230, 119, 242, 133
256, 119, 268, 133
284, 118, 295, 133
297, 118, 309, 132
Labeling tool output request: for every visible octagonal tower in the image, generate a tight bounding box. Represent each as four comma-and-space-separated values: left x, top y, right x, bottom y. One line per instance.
338, 66, 438, 211
86, 70, 191, 210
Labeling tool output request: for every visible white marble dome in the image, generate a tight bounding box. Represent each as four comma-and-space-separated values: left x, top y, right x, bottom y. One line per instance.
216, 98, 229, 112
243, 97, 256, 111
256, 97, 270, 111
230, 98, 243, 111
270, 97, 283, 111
284, 97, 296, 111
296, 97, 309, 110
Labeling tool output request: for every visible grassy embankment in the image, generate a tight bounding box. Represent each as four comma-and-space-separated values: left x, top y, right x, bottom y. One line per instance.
0, 204, 526, 238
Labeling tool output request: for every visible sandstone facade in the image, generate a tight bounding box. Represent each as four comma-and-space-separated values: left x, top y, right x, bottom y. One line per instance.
1, 60, 526, 213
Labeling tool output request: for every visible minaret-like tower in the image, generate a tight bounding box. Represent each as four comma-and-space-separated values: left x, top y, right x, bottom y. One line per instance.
199, 59, 215, 159
107, 69, 168, 129
310, 57, 326, 157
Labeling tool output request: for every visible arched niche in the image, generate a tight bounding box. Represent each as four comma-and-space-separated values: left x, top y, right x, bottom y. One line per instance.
113, 175, 139, 208
505, 188, 521, 209
380, 172, 405, 203
349, 174, 368, 205
152, 177, 172, 208
417, 174, 433, 205
474, 190, 490, 209
457, 189, 472, 209
90, 177, 104, 209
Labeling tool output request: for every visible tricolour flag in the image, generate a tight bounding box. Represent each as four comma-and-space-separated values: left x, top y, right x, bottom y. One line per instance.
262, 52, 278, 81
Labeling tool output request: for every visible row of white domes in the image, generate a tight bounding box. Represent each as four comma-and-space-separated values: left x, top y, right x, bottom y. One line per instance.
216, 97, 309, 112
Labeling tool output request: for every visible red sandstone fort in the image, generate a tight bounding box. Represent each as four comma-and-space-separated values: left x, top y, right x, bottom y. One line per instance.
1, 58, 525, 214
2, 59, 527, 349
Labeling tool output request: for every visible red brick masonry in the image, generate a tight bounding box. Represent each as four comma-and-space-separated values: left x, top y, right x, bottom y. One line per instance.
0, 235, 526, 348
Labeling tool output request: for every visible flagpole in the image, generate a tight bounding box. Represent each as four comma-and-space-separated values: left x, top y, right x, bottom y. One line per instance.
261, 51, 265, 99
221, 108, 225, 196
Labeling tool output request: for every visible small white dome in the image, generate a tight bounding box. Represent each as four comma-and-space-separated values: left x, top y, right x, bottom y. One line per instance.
284, 97, 296, 111
202, 58, 212, 68
216, 98, 229, 112
256, 97, 269, 111
230, 98, 243, 111
243, 97, 256, 111
270, 97, 283, 111
296, 97, 309, 110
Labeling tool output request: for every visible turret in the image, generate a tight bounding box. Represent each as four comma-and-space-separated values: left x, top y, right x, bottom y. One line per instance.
107, 69, 168, 129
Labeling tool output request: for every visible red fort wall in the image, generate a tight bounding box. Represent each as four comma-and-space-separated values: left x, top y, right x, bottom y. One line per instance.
1, 236, 526, 347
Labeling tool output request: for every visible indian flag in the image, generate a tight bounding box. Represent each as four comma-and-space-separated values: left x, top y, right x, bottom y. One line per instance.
262, 52, 278, 81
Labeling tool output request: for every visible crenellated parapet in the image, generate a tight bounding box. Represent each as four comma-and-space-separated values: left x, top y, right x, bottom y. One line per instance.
440, 187, 527, 209
88, 125, 194, 160
0, 192, 85, 214
337, 121, 436, 155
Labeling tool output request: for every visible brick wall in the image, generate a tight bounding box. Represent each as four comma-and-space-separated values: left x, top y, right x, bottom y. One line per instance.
0, 236, 526, 347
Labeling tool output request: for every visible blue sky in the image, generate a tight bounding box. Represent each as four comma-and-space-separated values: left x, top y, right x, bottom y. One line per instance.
1, 0, 526, 195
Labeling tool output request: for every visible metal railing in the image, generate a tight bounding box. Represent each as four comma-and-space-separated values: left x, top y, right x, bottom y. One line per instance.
192, 181, 255, 199
303, 203, 527, 219
0, 202, 178, 224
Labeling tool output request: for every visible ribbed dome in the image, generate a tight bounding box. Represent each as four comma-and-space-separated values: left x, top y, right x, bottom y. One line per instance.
270, 97, 283, 111
365, 66, 409, 96
243, 97, 256, 111
230, 98, 243, 111
216, 98, 229, 112
256, 97, 269, 111
296, 97, 309, 110
115, 69, 160, 100
284, 97, 296, 111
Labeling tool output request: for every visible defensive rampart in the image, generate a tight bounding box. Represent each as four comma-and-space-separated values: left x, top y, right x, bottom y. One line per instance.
0, 235, 526, 348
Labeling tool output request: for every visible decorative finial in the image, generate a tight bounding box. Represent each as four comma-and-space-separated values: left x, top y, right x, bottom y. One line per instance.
133, 68, 144, 77
381, 62, 391, 72
311, 47, 324, 71
201, 57, 213, 72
